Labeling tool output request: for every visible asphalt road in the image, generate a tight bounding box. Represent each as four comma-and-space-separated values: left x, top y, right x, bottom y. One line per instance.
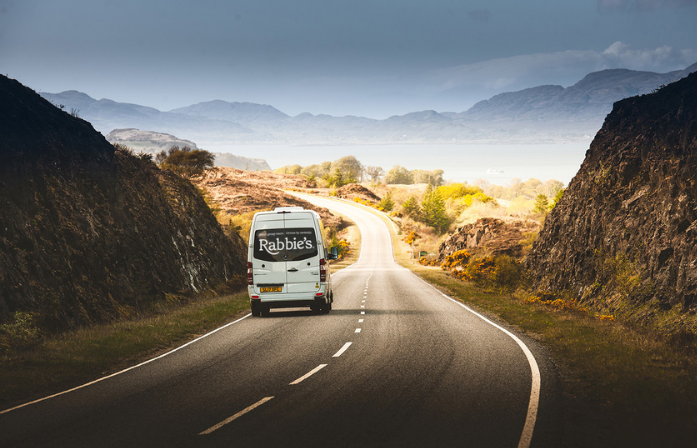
0, 196, 561, 448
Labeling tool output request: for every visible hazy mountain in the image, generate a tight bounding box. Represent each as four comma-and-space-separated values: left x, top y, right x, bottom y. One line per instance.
40, 62, 697, 145
170, 100, 289, 125
105, 128, 271, 171
457, 63, 697, 123
40, 91, 254, 141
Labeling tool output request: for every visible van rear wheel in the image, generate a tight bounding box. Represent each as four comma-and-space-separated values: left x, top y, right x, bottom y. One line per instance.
260, 305, 271, 317
251, 301, 261, 317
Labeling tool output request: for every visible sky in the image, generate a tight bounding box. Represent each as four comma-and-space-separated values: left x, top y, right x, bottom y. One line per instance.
1, 0, 697, 118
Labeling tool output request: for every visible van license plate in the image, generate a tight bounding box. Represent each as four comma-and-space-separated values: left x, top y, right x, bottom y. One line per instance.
260, 286, 282, 293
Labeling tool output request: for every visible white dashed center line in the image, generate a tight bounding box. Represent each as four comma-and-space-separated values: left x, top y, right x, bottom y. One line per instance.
290, 364, 328, 385
199, 396, 274, 435
333, 342, 353, 357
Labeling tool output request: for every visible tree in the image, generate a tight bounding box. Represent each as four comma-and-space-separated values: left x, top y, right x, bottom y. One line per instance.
379, 190, 395, 212
156, 145, 215, 177
332, 155, 363, 183
533, 193, 550, 214
413, 169, 444, 186
401, 196, 421, 220
326, 167, 345, 187
385, 165, 414, 184
364, 166, 384, 183
420, 184, 449, 233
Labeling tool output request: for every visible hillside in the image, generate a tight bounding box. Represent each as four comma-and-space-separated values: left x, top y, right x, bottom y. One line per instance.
40, 63, 697, 145
525, 71, 697, 335
193, 167, 341, 229
0, 76, 246, 333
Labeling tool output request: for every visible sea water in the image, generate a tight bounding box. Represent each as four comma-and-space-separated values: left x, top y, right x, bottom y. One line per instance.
206, 142, 591, 186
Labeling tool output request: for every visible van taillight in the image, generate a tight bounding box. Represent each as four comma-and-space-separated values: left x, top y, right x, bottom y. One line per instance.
247, 262, 254, 285
320, 258, 326, 282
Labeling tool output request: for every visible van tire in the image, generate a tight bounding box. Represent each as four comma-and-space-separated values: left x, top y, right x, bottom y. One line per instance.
261, 305, 271, 317
251, 301, 261, 317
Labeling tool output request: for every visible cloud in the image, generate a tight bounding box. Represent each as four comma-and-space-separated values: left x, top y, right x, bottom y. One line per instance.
598, 0, 697, 11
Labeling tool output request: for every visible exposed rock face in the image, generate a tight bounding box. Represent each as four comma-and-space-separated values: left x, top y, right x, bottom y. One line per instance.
0, 76, 246, 331
525, 72, 697, 317
438, 218, 540, 259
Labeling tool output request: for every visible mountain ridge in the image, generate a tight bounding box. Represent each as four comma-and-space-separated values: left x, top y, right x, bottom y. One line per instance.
40, 62, 697, 145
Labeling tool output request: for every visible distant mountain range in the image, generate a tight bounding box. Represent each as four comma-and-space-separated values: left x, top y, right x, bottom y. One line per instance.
41, 62, 697, 145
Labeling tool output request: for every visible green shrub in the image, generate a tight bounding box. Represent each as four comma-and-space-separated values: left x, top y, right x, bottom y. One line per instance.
0, 312, 42, 353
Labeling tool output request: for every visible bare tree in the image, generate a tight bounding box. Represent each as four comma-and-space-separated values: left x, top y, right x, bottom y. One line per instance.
364, 166, 384, 183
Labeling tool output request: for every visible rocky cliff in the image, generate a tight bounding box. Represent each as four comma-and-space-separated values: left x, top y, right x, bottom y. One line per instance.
0, 76, 246, 332
439, 218, 540, 259
525, 72, 697, 331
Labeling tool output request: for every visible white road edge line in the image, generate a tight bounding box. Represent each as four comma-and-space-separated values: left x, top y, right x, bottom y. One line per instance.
0, 313, 253, 415
433, 284, 541, 448
290, 364, 328, 385
332, 342, 352, 357
199, 396, 274, 435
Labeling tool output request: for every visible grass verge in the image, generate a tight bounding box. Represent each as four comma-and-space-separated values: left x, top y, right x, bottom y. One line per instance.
0, 291, 250, 410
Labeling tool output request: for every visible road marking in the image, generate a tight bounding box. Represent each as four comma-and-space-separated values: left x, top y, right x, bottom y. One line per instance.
290, 364, 328, 385
333, 342, 352, 357
360, 305, 365, 308
358, 319, 364, 323
1, 313, 253, 415
355, 328, 361, 333
199, 396, 274, 435
428, 284, 541, 448
360, 311, 365, 315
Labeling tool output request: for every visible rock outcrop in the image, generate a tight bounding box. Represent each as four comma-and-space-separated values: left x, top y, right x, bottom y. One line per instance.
525, 72, 697, 324
438, 218, 540, 259
0, 76, 246, 331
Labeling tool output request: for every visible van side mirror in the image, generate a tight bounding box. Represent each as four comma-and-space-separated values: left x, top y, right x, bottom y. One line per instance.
328, 246, 339, 260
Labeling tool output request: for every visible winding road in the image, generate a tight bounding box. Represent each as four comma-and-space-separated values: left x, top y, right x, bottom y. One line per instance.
0, 195, 560, 447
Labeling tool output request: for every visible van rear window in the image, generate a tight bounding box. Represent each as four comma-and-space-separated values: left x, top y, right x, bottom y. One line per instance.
254, 228, 318, 262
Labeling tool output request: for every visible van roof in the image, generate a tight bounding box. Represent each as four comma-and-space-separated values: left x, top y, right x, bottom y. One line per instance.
274, 207, 305, 213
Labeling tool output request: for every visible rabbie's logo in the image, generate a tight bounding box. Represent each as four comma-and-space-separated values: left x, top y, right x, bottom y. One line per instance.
259, 235, 314, 255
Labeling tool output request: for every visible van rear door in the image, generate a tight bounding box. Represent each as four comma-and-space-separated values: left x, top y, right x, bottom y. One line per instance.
284, 227, 321, 294
252, 225, 287, 291
251, 211, 322, 294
